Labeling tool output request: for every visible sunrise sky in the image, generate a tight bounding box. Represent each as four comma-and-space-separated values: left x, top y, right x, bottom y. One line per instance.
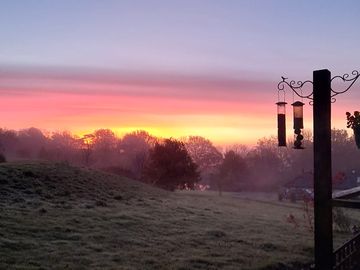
1, 0, 360, 145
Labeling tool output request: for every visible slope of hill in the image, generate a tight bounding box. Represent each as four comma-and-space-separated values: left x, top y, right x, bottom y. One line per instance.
0, 161, 316, 270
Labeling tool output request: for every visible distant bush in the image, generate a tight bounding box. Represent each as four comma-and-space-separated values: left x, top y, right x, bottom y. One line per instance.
0, 153, 6, 163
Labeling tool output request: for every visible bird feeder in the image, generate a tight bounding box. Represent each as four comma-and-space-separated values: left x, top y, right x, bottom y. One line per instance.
276, 101, 287, 146
292, 101, 305, 149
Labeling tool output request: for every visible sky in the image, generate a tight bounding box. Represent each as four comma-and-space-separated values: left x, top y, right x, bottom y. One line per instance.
1, 0, 360, 145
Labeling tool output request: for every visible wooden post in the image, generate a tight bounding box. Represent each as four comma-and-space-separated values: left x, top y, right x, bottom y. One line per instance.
313, 69, 333, 269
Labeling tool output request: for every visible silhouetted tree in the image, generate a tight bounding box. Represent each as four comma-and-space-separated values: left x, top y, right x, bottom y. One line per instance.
246, 136, 285, 190
119, 130, 157, 178
91, 129, 118, 167
183, 136, 223, 187
127, 130, 158, 147
143, 138, 200, 191
331, 128, 360, 174
217, 150, 248, 194
0, 129, 18, 159
225, 144, 249, 158
44, 131, 81, 162
80, 134, 95, 166
183, 136, 223, 171
17, 127, 47, 158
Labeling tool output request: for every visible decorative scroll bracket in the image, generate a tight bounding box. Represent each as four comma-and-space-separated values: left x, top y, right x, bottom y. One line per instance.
331, 70, 360, 102
277, 70, 360, 104
277, 77, 313, 104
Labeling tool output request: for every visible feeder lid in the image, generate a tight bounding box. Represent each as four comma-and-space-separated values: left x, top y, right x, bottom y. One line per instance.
291, 101, 305, 106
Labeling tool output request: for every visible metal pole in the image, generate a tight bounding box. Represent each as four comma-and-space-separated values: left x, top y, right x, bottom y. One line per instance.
313, 69, 333, 269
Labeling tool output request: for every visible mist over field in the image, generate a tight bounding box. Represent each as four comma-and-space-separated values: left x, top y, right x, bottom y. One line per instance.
1, 127, 360, 191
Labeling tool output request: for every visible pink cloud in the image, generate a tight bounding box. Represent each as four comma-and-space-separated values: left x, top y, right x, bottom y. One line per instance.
3, 65, 357, 144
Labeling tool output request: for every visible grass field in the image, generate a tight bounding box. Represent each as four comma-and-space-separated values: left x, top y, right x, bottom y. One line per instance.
0, 161, 358, 270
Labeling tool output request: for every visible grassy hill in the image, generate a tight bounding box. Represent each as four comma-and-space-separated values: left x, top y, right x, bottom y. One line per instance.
0, 161, 351, 270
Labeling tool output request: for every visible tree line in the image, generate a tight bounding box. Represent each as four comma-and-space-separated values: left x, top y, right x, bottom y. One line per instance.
0, 127, 359, 192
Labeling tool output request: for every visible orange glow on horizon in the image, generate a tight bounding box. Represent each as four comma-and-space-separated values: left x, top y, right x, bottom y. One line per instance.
1, 69, 359, 146
74, 124, 272, 146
